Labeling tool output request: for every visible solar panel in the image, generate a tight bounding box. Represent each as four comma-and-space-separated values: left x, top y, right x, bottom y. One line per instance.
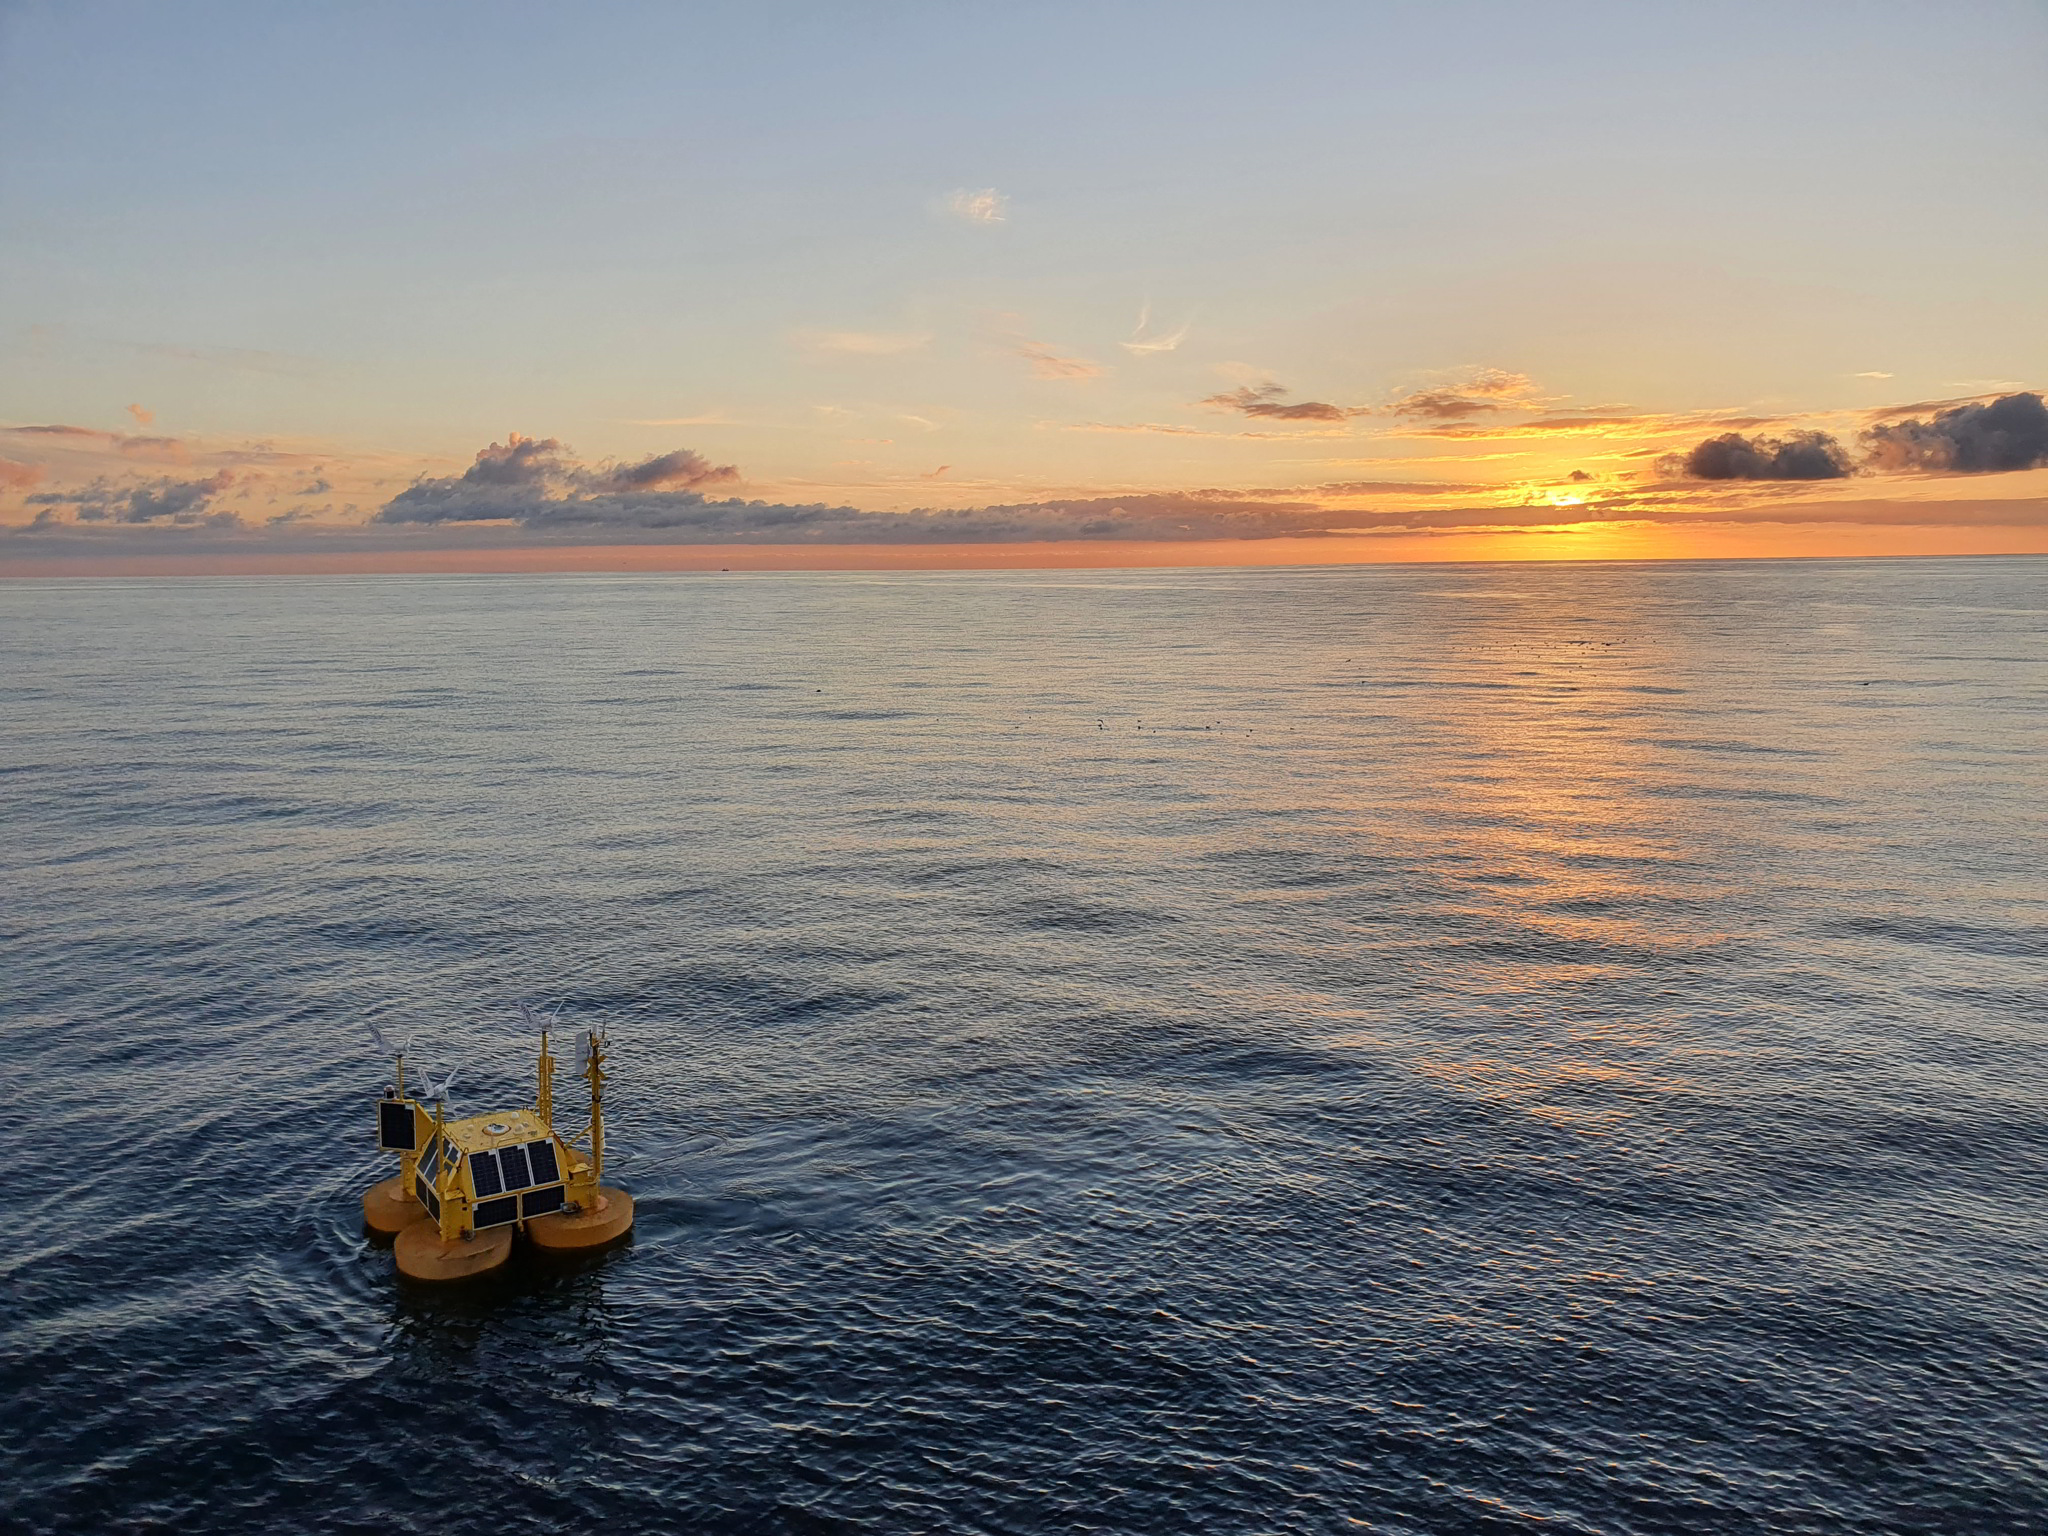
470, 1150, 504, 1198
415, 1176, 440, 1219
522, 1186, 565, 1219
378, 1099, 416, 1151
474, 1195, 519, 1231
526, 1140, 561, 1185
497, 1143, 532, 1191
420, 1137, 442, 1182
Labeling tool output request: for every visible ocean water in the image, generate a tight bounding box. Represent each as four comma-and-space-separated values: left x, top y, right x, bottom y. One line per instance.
2, 557, 2044, 1535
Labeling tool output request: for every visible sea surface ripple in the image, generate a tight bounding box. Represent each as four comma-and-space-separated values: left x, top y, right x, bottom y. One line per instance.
2, 558, 2044, 1535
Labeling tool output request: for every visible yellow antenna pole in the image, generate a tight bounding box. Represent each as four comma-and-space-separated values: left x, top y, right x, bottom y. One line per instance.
431, 1098, 460, 1242
586, 1027, 607, 1185
393, 1048, 420, 1192
536, 1029, 555, 1127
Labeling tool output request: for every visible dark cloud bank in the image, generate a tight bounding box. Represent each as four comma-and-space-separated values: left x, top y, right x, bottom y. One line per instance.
1675, 431, 1853, 481
378, 437, 1336, 540
1863, 392, 2048, 474
25, 470, 239, 525
1669, 392, 2048, 481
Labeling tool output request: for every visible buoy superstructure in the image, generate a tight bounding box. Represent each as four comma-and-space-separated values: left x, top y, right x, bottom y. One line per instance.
365, 1018, 635, 1282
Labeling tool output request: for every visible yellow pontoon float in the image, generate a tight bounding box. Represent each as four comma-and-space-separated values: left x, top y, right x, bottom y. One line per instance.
363, 1017, 635, 1282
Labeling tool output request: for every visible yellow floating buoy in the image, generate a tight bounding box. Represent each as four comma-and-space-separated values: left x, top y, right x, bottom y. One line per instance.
395, 1217, 513, 1283
527, 1187, 636, 1252
362, 1011, 633, 1281
361, 1173, 423, 1237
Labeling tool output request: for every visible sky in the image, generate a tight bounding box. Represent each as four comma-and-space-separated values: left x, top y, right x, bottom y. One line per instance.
2, 0, 2045, 574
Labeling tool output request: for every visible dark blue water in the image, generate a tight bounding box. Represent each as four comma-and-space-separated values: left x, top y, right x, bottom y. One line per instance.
3, 558, 2045, 1535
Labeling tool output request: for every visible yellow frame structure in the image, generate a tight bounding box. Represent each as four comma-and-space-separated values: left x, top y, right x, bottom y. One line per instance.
378, 1021, 614, 1244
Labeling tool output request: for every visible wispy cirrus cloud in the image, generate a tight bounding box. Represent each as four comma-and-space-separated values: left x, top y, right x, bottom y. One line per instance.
1406, 411, 1779, 441
1059, 421, 1219, 437
1121, 302, 1191, 356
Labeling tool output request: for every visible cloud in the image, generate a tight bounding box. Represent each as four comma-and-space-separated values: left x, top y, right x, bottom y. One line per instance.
460, 433, 563, 486
115, 434, 192, 462
1664, 392, 2048, 481
378, 436, 739, 523
1666, 430, 1853, 481
14, 447, 2045, 558
1121, 303, 1191, 356
1200, 383, 1355, 423
1061, 421, 1214, 436
27, 470, 237, 523
6, 423, 103, 438
1413, 413, 1761, 440
1386, 388, 1509, 421
1016, 341, 1104, 381
799, 329, 931, 356
1297, 479, 1490, 496
367, 437, 1368, 541
1853, 371, 1895, 380
946, 188, 1008, 224
593, 448, 739, 493
1385, 369, 1540, 421
125, 403, 154, 426
1861, 391, 2048, 474
0, 457, 45, 490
